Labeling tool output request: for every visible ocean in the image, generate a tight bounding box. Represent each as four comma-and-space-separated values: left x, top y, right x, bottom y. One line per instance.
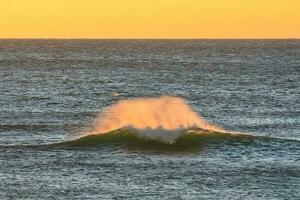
0, 39, 299, 199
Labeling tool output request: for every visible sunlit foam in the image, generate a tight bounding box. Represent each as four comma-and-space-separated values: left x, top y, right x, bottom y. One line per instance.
85, 96, 224, 143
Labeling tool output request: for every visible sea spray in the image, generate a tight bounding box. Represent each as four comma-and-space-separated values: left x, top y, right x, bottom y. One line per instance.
86, 96, 225, 143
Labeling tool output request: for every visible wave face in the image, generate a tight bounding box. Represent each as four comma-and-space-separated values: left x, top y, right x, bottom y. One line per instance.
86, 96, 224, 143
59, 128, 258, 152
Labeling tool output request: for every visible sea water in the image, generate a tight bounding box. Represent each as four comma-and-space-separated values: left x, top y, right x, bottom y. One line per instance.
0, 40, 299, 199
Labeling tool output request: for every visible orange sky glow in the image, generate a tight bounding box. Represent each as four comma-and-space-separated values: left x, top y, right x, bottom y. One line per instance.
0, 0, 299, 38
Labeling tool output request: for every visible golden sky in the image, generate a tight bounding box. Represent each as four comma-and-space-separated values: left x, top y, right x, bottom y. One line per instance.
0, 0, 299, 38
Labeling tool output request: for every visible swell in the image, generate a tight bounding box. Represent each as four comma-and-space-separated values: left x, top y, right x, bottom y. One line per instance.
1, 129, 299, 152
46, 128, 300, 149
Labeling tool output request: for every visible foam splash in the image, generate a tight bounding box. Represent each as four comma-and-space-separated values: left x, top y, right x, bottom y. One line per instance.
85, 96, 224, 143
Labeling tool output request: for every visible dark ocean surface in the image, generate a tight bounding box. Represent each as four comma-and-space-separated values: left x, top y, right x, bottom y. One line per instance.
0, 40, 299, 199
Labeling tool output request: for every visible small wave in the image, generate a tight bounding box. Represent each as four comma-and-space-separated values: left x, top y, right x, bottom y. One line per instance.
17, 96, 51, 101
0, 124, 53, 131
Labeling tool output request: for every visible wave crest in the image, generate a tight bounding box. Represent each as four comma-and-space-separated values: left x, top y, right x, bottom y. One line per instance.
86, 96, 225, 142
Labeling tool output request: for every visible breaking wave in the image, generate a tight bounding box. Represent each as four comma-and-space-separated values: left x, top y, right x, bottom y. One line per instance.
58, 128, 260, 151
83, 96, 229, 143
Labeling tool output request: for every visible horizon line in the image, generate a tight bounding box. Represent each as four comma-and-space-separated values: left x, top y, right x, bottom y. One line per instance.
0, 37, 300, 40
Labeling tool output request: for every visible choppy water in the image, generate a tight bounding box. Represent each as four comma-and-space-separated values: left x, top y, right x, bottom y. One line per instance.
0, 40, 299, 199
